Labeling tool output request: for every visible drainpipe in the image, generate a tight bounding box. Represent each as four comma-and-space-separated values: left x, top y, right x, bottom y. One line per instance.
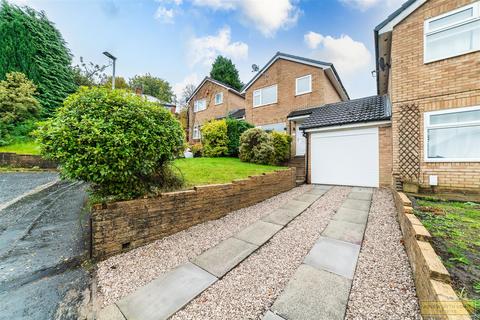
303, 130, 308, 184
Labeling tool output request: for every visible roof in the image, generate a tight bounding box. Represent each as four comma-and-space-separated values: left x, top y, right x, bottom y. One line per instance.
215, 108, 246, 120
300, 95, 391, 130
241, 52, 349, 101
374, 0, 426, 34
287, 107, 319, 119
187, 77, 244, 103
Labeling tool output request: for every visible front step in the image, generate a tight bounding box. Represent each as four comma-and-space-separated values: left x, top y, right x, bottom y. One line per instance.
296, 179, 305, 186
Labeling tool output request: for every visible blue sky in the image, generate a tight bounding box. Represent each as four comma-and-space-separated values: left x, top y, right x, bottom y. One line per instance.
10, 0, 405, 100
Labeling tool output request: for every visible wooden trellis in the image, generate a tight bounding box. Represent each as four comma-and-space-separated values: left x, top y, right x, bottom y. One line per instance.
398, 104, 420, 184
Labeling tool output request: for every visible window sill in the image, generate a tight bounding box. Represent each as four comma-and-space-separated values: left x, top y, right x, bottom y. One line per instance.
253, 102, 278, 108
295, 90, 312, 97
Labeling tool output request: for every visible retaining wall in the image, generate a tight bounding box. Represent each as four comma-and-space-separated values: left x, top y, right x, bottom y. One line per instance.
0, 152, 57, 169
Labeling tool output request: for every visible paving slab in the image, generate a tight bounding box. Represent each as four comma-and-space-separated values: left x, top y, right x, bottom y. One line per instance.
352, 187, 373, 193
312, 184, 332, 190
117, 263, 217, 320
304, 237, 360, 279
333, 207, 369, 225
271, 264, 352, 320
347, 191, 373, 201
97, 304, 126, 320
322, 220, 366, 244
293, 193, 320, 203
305, 188, 327, 196
191, 237, 257, 278
234, 220, 282, 246
262, 208, 303, 226
263, 310, 287, 320
341, 198, 371, 212
278, 200, 311, 215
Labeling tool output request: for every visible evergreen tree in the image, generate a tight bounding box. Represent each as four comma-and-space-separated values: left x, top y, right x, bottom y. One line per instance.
209, 56, 243, 91
0, 1, 76, 115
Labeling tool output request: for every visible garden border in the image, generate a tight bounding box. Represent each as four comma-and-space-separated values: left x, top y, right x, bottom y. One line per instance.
91, 168, 296, 260
393, 190, 471, 320
0, 152, 57, 169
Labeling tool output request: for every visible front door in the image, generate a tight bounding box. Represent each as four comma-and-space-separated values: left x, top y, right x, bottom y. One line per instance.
295, 121, 306, 156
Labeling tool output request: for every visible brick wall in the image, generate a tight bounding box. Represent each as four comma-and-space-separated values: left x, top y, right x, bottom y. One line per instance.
389, 0, 480, 193
379, 126, 393, 187
188, 80, 245, 142
91, 168, 296, 260
0, 152, 57, 169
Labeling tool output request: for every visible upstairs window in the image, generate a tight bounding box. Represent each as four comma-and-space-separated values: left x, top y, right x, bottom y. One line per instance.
424, 106, 480, 162
295, 75, 312, 95
424, 2, 480, 63
194, 98, 206, 112
253, 84, 277, 107
214, 92, 223, 105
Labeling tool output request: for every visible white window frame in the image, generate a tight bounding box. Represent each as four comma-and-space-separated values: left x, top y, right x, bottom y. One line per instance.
295, 74, 312, 96
214, 92, 223, 105
193, 125, 201, 139
424, 105, 480, 162
424, 2, 480, 63
253, 84, 278, 108
194, 98, 207, 112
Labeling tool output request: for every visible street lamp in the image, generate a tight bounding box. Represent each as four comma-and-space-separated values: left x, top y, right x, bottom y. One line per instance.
103, 51, 117, 90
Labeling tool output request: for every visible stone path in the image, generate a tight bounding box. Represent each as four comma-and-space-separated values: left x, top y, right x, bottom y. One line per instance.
97, 185, 332, 320
263, 187, 373, 320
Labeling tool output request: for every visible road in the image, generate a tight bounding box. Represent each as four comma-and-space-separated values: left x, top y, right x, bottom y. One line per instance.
0, 173, 90, 320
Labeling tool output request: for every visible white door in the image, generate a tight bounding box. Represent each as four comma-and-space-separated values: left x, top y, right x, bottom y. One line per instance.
295, 122, 306, 156
310, 127, 379, 187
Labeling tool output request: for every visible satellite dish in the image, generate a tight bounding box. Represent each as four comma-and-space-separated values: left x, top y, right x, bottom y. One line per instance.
252, 64, 259, 72
379, 57, 386, 71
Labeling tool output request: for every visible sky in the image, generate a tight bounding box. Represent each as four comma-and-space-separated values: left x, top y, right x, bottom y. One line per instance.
8, 0, 406, 100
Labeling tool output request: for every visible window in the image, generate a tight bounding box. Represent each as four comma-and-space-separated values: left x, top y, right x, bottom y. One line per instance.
193, 125, 201, 139
214, 92, 223, 105
424, 2, 480, 63
295, 75, 312, 95
194, 98, 206, 112
424, 106, 480, 162
257, 122, 286, 132
253, 85, 277, 107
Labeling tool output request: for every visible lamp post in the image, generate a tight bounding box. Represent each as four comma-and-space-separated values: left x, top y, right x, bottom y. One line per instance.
103, 51, 117, 90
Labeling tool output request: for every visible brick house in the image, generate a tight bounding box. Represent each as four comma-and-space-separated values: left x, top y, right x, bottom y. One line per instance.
187, 77, 245, 142
375, 0, 480, 194
241, 52, 349, 158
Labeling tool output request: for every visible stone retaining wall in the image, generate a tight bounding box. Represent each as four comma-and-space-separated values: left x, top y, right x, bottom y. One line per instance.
393, 190, 471, 320
91, 168, 296, 260
0, 152, 57, 169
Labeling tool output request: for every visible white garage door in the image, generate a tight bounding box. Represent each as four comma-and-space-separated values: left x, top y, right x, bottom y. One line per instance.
311, 127, 379, 187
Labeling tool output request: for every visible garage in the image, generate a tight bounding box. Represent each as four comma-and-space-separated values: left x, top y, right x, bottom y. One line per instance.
310, 127, 379, 187
301, 95, 392, 188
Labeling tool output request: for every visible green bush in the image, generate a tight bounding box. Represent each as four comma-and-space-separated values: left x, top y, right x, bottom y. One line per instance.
36, 87, 185, 199
190, 142, 203, 157
270, 131, 292, 164
239, 128, 292, 165
225, 117, 254, 157
201, 119, 228, 157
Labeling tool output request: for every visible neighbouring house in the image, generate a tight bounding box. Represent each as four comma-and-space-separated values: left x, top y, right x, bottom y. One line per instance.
300, 0, 480, 193
134, 87, 176, 113
187, 77, 245, 142
241, 52, 349, 159
375, 0, 480, 194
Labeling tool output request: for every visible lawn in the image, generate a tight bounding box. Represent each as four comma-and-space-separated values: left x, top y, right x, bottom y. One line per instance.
0, 141, 41, 155
173, 157, 287, 187
413, 198, 480, 316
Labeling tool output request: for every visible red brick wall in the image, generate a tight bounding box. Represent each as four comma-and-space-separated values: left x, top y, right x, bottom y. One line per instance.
91, 168, 296, 260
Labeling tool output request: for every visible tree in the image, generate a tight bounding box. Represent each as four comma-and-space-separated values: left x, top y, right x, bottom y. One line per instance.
209, 56, 243, 91
37, 87, 185, 199
102, 76, 130, 90
129, 74, 173, 102
180, 83, 196, 108
0, 72, 40, 144
72, 57, 108, 87
0, 1, 76, 115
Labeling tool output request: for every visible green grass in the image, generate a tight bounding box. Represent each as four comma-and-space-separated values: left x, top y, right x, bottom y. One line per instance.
173, 157, 287, 187
414, 198, 480, 316
0, 141, 41, 155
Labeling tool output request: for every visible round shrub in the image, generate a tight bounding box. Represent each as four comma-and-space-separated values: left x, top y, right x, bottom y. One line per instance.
201, 119, 228, 157
239, 128, 273, 164
190, 142, 203, 157
37, 87, 185, 199
270, 131, 292, 164
225, 117, 254, 157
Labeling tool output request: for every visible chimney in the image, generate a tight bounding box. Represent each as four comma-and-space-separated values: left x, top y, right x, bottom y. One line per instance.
135, 87, 143, 96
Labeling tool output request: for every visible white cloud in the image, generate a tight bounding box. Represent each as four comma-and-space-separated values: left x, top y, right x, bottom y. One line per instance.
173, 72, 200, 100
304, 31, 323, 49
339, 0, 404, 11
191, 0, 300, 37
154, 6, 175, 23
188, 26, 248, 67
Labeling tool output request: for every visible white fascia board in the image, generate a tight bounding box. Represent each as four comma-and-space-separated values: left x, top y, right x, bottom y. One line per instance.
324, 69, 349, 101
378, 0, 427, 34
304, 120, 391, 133
287, 115, 311, 121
